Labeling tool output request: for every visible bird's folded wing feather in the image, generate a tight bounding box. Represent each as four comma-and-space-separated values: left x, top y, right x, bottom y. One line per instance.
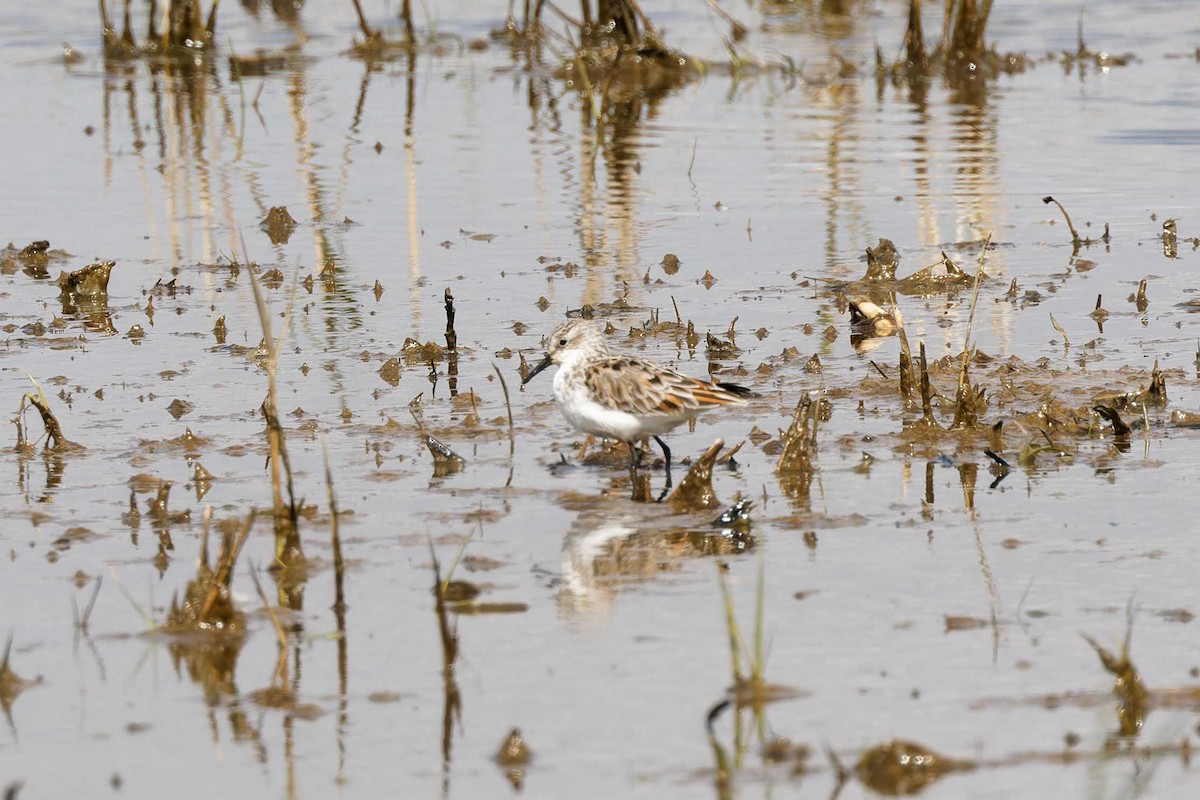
583, 357, 746, 415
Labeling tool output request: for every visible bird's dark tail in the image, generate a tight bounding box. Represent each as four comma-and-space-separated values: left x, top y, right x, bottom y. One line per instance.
717, 382, 756, 399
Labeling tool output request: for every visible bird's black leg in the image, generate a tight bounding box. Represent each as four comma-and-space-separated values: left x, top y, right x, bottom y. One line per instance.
654, 436, 673, 488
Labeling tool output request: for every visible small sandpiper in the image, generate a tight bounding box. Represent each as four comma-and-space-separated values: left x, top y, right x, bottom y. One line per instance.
523, 319, 752, 485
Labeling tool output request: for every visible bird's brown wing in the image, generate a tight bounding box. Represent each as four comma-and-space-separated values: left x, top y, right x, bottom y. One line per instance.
582, 357, 750, 417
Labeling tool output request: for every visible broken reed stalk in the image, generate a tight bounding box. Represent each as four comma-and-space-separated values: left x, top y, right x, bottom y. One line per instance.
18, 375, 74, 451
249, 564, 289, 651
904, 0, 928, 69
893, 301, 914, 399
944, 0, 993, 62
243, 251, 303, 567
493, 364, 516, 457
205, 0, 218, 38
951, 234, 990, 429
703, 0, 746, 41
1042, 196, 1082, 247
197, 508, 255, 621
149, 0, 220, 52
919, 342, 935, 424
1049, 313, 1070, 348
445, 289, 459, 396
400, 0, 415, 42
349, 0, 377, 40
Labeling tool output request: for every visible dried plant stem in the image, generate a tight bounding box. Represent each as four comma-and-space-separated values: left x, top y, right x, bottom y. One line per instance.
493, 364, 515, 457
445, 289, 459, 396
196, 507, 255, 624
205, 0, 219, 38
919, 342, 935, 424
349, 0, 377, 40
905, 0, 928, 69
716, 564, 745, 684
246, 259, 303, 564
18, 374, 73, 451
893, 299, 914, 399
400, 0, 415, 42
1042, 196, 1082, 246
951, 234, 990, 428
249, 564, 289, 651
249, 563, 290, 690
323, 440, 346, 615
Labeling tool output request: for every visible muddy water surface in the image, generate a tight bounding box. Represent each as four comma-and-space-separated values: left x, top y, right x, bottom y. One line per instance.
3, 1, 1200, 798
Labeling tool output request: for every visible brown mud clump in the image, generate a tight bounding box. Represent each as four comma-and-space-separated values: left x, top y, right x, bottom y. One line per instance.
495, 727, 533, 789
775, 393, 824, 504
856, 740, 973, 795
4, 240, 69, 279
1, 636, 42, 720
260, 206, 298, 245
861, 238, 900, 282
667, 439, 742, 511
57, 260, 114, 299
896, 251, 976, 295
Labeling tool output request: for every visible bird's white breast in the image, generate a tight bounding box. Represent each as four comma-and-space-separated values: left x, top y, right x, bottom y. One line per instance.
552, 364, 682, 442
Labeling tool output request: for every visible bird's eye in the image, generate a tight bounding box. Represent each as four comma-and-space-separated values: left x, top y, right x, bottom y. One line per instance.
558, 338, 568, 346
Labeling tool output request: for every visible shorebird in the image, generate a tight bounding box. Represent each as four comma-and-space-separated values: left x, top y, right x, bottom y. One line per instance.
847, 297, 898, 336
523, 319, 751, 485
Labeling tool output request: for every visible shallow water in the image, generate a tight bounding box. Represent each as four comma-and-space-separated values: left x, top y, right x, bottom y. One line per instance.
2, 1, 1200, 797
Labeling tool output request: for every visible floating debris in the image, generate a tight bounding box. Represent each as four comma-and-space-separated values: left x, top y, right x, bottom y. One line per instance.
426, 435, 465, 477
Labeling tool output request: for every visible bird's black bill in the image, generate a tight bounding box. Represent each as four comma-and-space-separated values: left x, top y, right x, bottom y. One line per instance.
523, 354, 553, 385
